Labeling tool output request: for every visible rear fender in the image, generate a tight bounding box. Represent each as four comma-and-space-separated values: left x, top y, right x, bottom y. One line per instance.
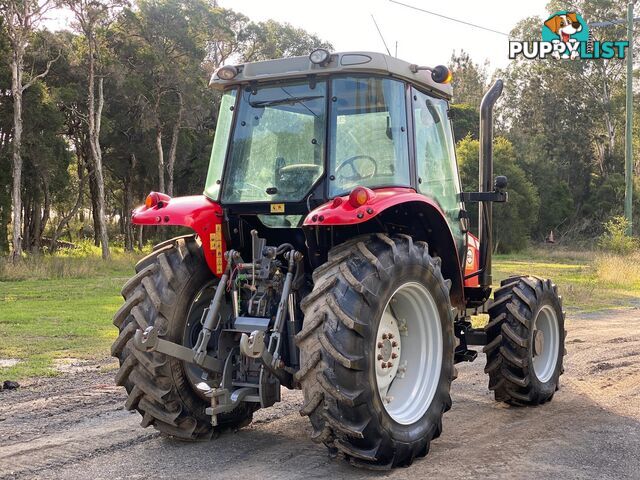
132, 195, 226, 276
304, 187, 465, 307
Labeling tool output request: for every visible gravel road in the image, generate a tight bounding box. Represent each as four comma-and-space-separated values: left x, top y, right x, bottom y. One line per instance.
1, 308, 639, 479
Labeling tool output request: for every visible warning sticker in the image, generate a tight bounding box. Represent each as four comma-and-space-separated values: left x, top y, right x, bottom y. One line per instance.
210, 224, 223, 274
270, 203, 285, 213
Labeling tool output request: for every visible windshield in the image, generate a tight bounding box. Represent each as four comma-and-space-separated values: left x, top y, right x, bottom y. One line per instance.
220, 81, 327, 203
328, 77, 410, 197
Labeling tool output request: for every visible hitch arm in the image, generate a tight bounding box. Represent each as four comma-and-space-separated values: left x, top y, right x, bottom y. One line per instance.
134, 326, 223, 372
193, 254, 235, 365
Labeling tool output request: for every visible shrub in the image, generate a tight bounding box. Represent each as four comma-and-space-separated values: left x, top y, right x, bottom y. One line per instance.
598, 216, 636, 255
595, 251, 640, 289
457, 136, 540, 253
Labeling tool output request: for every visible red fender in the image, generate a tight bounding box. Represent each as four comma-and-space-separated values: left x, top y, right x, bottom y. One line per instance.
304, 187, 449, 227
304, 187, 465, 304
131, 194, 226, 277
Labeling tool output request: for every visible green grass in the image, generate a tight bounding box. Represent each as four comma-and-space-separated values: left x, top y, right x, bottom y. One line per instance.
0, 252, 140, 380
1, 245, 638, 380
494, 247, 640, 313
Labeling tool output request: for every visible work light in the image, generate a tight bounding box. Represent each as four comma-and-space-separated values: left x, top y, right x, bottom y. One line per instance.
309, 48, 330, 65
216, 65, 238, 80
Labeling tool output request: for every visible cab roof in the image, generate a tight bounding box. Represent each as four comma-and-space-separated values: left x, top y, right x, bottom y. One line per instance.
209, 51, 453, 99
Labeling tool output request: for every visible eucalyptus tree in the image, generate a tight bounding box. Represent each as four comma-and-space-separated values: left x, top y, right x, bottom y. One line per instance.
0, 0, 59, 260
118, 0, 213, 196
449, 50, 488, 109
65, 0, 124, 259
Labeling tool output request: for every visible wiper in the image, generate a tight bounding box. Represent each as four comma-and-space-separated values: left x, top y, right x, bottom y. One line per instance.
250, 95, 323, 108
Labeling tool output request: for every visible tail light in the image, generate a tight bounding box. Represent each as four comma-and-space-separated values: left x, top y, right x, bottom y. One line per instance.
145, 191, 171, 208
348, 187, 375, 208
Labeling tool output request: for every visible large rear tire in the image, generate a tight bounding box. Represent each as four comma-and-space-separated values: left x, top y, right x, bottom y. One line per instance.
484, 275, 566, 405
297, 234, 455, 469
111, 235, 253, 439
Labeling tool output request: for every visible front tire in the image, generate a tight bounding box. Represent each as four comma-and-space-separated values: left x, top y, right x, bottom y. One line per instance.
297, 234, 455, 469
483, 275, 566, 405
111, 235, 253, 439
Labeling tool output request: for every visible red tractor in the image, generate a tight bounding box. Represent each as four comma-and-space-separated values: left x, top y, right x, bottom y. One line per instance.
112, 50, 565, 469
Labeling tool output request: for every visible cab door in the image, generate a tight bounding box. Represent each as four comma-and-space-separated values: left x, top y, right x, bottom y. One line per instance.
411, 88, 465, 258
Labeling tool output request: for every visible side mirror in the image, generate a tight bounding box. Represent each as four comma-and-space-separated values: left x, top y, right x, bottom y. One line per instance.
494, 175, 508, 191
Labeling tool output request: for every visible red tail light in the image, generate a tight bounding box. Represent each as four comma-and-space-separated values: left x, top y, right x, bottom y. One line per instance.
348, 187, 375, 208
145, 191, 171, 208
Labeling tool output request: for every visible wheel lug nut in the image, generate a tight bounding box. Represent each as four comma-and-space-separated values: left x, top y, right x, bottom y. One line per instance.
382, 333, 388, 340
377, 354, 383, 360
392, 341, 398, 347
391, 353, 398, 359
388, 333, 394, 339
377, 342, 383, 348
381, 362, 387, 368
387, 362, 393, 368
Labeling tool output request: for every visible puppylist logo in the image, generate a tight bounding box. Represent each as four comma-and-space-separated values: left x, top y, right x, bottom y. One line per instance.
509, 11, 629, 60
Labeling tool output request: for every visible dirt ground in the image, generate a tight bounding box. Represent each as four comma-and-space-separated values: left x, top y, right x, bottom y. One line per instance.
1, 308, 639, 480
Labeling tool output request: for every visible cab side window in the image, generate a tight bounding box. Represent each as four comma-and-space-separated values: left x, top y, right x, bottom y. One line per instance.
412, 89, 463, 244
412, 89, 461, 213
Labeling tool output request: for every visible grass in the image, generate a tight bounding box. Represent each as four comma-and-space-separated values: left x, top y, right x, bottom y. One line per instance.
1, 244, 639, 381
494, 247, 640, 313
0, 241, 148, 281
0, 243, 147, 380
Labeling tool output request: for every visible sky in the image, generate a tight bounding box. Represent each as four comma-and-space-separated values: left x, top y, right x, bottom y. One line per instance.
218, 0, 551, 71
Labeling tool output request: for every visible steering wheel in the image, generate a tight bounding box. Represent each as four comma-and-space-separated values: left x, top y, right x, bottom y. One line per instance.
335, 155, 378, 182
274, 164, 322, 195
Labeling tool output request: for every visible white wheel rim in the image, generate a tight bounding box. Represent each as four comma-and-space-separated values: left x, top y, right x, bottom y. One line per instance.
532, 304, 560, 383
374, 282, 443, 425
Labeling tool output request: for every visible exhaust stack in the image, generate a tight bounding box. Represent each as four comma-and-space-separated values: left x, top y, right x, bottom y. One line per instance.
478, 80, 503, 288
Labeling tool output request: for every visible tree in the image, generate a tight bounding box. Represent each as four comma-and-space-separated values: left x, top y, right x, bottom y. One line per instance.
458, 136, 540, 252
0, 3, 334, 255
450, 104, 479, 142
449, 49, 488, 109
0, 0, 58, 260
499, 2, 636, 239
0, 19, 12, 254
66, 0, 122, 259
241, 19, 332, 62
116, 0, 213, 196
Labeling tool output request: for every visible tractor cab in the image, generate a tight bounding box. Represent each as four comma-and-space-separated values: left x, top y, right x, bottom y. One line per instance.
206, 66, 459, 214
205, 51, 457, 210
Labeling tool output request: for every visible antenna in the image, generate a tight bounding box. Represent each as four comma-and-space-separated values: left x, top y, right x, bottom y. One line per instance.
371, 14, 392, 56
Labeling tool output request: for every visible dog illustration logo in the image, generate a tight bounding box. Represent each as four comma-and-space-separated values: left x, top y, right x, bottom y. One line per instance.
542, 11, 589, 59
544, 12, 583, 43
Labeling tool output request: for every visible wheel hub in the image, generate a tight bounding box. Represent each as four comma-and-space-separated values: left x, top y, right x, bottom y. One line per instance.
532, 304, 560, 383
533, 329, 544, 356
375, 310, 401, 399
374, 282, 443, 425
